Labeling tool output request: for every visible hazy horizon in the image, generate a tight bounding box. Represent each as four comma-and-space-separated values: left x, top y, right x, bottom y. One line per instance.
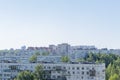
0, 0, 120, 49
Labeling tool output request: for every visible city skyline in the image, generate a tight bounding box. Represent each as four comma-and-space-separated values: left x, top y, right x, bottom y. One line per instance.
0, 0, 120, 49
0, 43, 119, 50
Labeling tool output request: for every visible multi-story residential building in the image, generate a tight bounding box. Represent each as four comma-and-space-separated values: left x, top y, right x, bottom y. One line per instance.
56, 43, 71, 56
0, 43, 120, 58
0, 56, 62, 64
0, 43, 108, 80
0, 62, 105, 80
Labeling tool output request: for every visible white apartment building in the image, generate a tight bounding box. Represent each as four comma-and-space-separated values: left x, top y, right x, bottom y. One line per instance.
0, 62, 105, 80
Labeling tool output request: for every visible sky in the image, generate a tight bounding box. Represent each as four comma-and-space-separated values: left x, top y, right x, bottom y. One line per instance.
0, 0, 120, 49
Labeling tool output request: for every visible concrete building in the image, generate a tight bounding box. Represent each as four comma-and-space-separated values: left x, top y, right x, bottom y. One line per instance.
0, 62, 105, 80
0, 43, 108, 80
56, 43, 70, 56
0, 43, 120, 59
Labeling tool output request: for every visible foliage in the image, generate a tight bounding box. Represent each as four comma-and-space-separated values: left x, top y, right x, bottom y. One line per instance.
42, 52, 49, 56
77, 58, 85, 62
84, 53, 118, 67
109, 74, 119, 80
34, 65, 45, 80
80, 52, 120, 80
61, 56, 70, 63
14, 71, 34, 80
29, 55, 37, 63
35, 51, 41, 56
15, 65, 45, 80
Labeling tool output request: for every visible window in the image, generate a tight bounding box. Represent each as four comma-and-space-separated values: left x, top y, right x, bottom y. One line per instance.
68, 71, 70, 74
63, 67, 66, 69
44, 66, 46, 69
77, 67, 79, 70
82, 71, 84, 75
72, 67, 75, 70
89, 68, 96, 76
53, 67, 55, 69
87, 72, 89, 75
82, 67, 84, 70
52, 75, 56, 78
73, 71, 75, 74
57, 76, 61, 78
48, 66, 51, 69
57, 71, 60, 73
81, 76, 84, 79
102, 69, 105, 72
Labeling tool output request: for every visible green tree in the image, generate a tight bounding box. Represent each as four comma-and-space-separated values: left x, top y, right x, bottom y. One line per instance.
15, 65, 45, 80
14, 71, 34, 80
109, 74, 119, 80
42, 52, 49, 56
106, 63, 113, 80
61, 56, 70, 63
29, 55, 37, 63
35, 51, 41, 56
77, 58, 85, 62
34, 65, 45, 80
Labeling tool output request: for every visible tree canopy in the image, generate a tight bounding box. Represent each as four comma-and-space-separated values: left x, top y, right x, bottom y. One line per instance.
29, 55, 37, 63
79, 52, 120, 80
14, 65, 44, 80
14, 71, 34, 80
61, 56, 70, 63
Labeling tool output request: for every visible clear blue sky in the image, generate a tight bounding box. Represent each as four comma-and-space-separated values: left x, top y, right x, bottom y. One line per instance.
0, 0, 120, 49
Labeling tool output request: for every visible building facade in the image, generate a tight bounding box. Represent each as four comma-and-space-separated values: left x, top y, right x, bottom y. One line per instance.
0, 62, 105, 80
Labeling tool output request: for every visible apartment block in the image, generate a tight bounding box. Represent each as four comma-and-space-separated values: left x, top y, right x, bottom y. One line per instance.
0, 62, 105, 80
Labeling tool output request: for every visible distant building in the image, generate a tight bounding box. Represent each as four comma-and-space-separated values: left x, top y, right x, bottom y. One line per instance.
56, 43, 70, 56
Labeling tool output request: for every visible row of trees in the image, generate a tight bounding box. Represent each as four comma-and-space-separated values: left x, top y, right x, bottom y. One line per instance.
29, 52, 50, 63
81, 53, 120, 80
14, 65, 45, 80
106, 58, 120, 80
